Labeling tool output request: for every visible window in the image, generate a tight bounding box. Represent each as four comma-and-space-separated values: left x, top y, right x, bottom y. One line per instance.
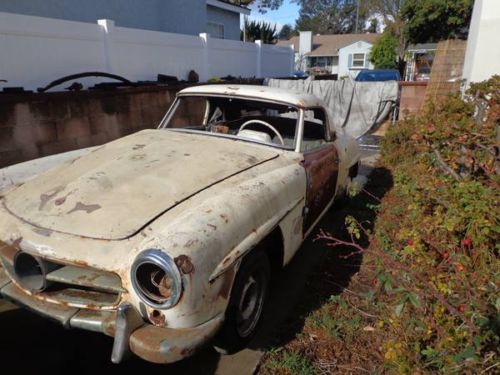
351, 53, 365, 68
207, 22, 224, 39
162, 96, 299, 150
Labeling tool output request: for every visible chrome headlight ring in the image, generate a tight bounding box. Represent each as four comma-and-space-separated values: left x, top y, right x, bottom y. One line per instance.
131, 249, 182, 309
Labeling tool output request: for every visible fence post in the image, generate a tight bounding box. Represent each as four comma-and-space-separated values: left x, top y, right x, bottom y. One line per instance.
98, 19, 116, 74
289, 44, 295, 75
255, 40, 263, 78
199, 33, 210, 82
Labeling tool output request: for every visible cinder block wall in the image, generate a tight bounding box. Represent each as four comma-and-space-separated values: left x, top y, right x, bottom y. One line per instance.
424, 39, 467, 102
399, 82, 428, 119
0, 86, 191, 168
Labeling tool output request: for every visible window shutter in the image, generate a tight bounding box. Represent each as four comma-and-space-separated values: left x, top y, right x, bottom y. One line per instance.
364, 54, 369, 68
348, 54, 353, 68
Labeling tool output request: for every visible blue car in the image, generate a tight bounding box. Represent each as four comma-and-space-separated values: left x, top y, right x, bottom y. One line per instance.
355, 69, 401, 82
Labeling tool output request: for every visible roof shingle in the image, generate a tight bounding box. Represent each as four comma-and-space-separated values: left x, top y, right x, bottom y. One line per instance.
277, 33, 380, 57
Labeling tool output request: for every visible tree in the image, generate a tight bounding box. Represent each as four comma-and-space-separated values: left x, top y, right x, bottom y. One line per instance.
366, 18, 379, 33
370, 30, 398, 69
294, 0, 369, 35
278, 24, 296, 40
241, 19, 278, 44
228, 0, 284, 13
366, 0, 407, 73
402, 0, 474, 44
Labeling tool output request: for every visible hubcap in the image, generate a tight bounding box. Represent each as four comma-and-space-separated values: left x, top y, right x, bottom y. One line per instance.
236, 270, 266, 338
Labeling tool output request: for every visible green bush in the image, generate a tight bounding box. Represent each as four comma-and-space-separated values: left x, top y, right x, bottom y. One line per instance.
374, 76, 499, 372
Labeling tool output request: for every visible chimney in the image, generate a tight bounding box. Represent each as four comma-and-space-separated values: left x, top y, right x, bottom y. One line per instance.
299, 31, 313, 55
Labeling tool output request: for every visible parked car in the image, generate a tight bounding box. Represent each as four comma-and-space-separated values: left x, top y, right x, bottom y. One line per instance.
355, 69, 401, 82
0, 85, 361, 364
414, 66, 431, 81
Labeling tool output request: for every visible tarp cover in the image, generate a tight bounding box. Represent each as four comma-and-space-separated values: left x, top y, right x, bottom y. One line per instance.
266, 78, 399, 138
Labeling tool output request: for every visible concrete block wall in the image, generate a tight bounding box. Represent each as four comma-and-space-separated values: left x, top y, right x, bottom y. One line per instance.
424, 39, 467, 102
399, 82, 428, 119
0, 86, 189, 168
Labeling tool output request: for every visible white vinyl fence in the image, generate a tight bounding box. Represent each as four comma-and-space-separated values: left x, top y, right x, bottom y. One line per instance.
0, 12, 295, 91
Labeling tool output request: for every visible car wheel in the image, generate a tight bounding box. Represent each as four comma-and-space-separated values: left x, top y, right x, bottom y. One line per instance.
214, 250, 270, 354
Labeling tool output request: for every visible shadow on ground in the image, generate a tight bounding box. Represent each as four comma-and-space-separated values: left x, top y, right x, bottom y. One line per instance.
0, 167, 393, 375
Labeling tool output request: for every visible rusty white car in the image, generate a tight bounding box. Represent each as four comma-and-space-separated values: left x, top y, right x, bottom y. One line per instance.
0, 85, 360, 364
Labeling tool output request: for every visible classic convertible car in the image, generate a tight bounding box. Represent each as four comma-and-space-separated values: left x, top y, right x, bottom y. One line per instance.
0, 85, 360, 364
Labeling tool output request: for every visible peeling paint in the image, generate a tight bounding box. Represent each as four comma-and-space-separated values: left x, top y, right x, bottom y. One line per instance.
67, 202, 102, 214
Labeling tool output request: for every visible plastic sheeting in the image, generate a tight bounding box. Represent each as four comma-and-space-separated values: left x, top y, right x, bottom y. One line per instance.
266, 78, 399, 139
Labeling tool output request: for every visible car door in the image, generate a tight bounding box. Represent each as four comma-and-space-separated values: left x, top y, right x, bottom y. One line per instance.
300, 111, 339, 234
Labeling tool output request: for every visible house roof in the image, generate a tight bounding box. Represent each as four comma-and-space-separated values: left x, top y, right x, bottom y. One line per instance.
407, 43, 438, 52
206, 0, 251, 15
277, 33, 380, 57
178, 85, 324, 108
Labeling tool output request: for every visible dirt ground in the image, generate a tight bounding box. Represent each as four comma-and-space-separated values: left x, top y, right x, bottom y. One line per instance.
0, 151, 381, 375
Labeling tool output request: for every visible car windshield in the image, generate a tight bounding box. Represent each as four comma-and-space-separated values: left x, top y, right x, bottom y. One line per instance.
160, 95, 302, 150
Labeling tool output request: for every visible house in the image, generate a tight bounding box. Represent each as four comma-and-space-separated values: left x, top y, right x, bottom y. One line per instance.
404, 43, 437, 81
462, 0, 500, 87
277, 31, 380, 77
0, 0, 249, 40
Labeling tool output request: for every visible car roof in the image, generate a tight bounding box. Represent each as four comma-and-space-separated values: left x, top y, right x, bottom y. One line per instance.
178, 84, 324, 108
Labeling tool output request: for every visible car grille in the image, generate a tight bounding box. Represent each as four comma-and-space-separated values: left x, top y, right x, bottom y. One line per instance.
0, 243, 124, 311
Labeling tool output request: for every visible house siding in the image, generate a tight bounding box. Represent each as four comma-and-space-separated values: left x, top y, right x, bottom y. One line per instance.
207, 5, 241, 40
338, 40, 375, 78
0, 0, 207, 36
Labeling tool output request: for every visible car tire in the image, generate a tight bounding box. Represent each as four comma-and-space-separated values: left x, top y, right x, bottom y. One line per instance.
214, 250, 271, 354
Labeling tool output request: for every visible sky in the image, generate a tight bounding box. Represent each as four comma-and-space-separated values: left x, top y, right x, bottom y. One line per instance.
245, 0, 300, 31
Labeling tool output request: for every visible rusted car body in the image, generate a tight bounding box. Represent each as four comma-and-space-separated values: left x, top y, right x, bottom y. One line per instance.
0, 85, 360, 364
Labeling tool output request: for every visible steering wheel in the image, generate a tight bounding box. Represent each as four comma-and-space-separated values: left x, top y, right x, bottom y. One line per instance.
238, 120, 285, 146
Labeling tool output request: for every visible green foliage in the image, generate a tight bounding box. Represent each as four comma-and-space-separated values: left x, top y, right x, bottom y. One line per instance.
370, 30, 398, 69
278, 24, 296, 40
402, 0, 474, 43
241, 19, 278, 44
260, 76, 499, 374
295, 0, 367, 35
375, 76, 500, 371
238, 0, 284, 13
264, 350, 317, 375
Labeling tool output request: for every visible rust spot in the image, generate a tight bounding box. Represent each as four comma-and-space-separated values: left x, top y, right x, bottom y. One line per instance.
184, 239, 196, 247
32, 228, 53, 237
205, 209, 212, 214
247, 155, 258, 164
220, 214, 229, 224
11, 237, 23, 249
70, 259, 89, 267
133, 144, 146, 150
158, 275, 172, 298
217, 267, 236, 300
174, 255, 195, 274
55, 196, 66, 205
207, 224, 217, 230
67, 202, 102, 214
131, 154, 146, 161
149, 310, 166, 327
39, 186, 65, 210
180, 347, 195, 357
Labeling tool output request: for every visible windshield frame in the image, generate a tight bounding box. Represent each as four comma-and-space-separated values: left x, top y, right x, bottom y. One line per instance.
158, 93, 305, 152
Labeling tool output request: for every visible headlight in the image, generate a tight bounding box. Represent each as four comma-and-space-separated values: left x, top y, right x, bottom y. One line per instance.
131, 249, 182, 309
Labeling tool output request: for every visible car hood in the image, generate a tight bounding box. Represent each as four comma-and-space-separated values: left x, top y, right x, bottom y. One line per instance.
4, 130, 278, 240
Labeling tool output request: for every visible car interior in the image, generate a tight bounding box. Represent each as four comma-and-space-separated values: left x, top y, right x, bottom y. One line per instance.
165, 96, 328, 151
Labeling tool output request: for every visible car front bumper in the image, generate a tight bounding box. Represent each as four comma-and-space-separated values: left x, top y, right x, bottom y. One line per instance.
0, 267, 223, 364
